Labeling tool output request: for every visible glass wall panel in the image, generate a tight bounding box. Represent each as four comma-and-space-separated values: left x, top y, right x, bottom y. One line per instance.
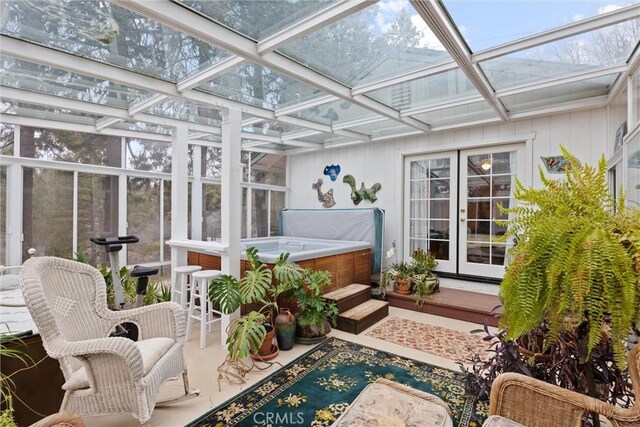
501, 75, 617, 113
1, 124, 14, 156
176, 0, 337, 41
20, 126, 121, 166
125, 138, 171, 173
1, 1, 232, 81
22, 168, 73, 260
279, 1, 452, 86
0, 57, 151, 108
270, 191, 285, 237
0, 166, 6, 265
366, 69, 479, 111
481, 19, 639, 89
198, 63, 324, 110
127, 178, 161, 264
202, 147, 222, 179
77, 173, 119, 266
411, 101, 497, 126
251, 189, 269, 238
628, 134, 640, 208
444, 1, 639, 52
202, 184, 221, 242
251, 153, 286, 186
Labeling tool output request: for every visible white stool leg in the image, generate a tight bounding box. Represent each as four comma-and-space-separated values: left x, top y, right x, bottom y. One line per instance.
186, 278, 197, 340
199, 278, 207, 349
180, 273, 188, 309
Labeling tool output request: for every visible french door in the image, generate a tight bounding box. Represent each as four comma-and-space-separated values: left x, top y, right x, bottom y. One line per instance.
404, 144, 525, 279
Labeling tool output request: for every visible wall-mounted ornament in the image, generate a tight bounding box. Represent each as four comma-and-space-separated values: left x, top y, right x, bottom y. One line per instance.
323, 164, 341, 181
541, 155, 572, 174
614, 121, 627, 153
343, 174, 382, 205
312, 178, 335, 208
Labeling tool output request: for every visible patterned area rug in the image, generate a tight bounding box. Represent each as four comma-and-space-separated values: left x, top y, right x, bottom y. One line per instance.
366, 317, 489, 363
186, 337, 487, 427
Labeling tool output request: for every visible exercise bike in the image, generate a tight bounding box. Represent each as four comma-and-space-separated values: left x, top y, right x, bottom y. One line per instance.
90, 235, 159, 340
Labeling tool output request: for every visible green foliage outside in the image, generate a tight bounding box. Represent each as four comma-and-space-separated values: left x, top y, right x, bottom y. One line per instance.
498, 147, 640, 367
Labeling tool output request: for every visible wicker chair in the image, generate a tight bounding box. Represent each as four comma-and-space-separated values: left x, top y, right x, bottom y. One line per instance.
487, 343, 640, 427
20, 257, 198, 425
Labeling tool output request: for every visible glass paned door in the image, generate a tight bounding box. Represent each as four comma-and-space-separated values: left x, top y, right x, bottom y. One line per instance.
404, 151, 458, 273
459, 145, 524, 277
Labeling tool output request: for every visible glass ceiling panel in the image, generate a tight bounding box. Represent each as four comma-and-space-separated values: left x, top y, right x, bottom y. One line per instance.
1, 0, 232, 82
1, 100, 99, 125
294, 100, 378, 126
243, 121, 305, 138
501, 75, 618, 113
444, 1, 639, 52
279, 0, 452, 87
149, 99, 222, 127
411, 101, 497, 126
112, 121, 172, 135
175, 0, 337, 41
481, 19, 640, 90
197, 63, 325, 110
0, 56, 150, 108
281, 131, 335, 144
343, 119, 415, 137
366, 69, 480, 111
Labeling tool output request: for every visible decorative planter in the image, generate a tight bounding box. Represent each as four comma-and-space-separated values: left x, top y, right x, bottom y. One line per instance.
295, 317, 331, 344
395, 278, 412, 295
257, 324, 276, 356
275, 308, 296, 351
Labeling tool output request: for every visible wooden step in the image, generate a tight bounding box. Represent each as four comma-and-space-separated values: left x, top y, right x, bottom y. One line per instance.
323, 283, 371, 313
337, 299, 389, 335
385, 288, 501, 327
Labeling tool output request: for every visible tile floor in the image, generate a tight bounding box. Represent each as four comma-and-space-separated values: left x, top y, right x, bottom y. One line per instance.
83, 307, 489, 426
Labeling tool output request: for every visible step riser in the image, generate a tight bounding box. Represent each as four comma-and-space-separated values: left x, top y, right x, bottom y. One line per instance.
337, 304, 389, 335
327, 289, 371, 313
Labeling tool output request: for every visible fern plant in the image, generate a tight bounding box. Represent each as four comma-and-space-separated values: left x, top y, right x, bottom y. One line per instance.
498, 146, 640, 366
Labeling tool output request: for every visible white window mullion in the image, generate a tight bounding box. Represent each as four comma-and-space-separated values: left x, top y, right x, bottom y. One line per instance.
191, 145, 203, 240
72, 171, 78, 258
118, 174, 128, 267
159, 178, 164, 263
267, 190, 272, 237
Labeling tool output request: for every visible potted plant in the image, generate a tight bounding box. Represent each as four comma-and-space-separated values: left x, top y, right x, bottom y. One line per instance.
381, 260, 413, 295
473, 147, 640, 416
289, 269, 338, 344
410, 249, 439, 307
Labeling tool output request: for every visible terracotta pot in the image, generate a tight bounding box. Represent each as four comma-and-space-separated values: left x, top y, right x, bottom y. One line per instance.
395, 278, 412, 295
258, 324, 275, 356
275, 308, 296, 351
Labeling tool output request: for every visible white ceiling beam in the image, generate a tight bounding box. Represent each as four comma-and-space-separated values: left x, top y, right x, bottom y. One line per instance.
0, 86, 221, 135
508, 95, 608, 120
115, 0, 430, 133
241, 132, 281, 144
274, 94, 338, 117
608, 47, 640, 104
473, 4, 640, 63
95, 116, 123, 131
332, 115, 387, 130
0, 36, 343, 137
285, 147, 325, 156
241, 141, 269, 148
495, 64, 628, 98
333, 128, 371, 141
176, 56, 247, 93
281, 130, 322, 140
239, 146, 285, 155
241, 117, 266, 127
0, 114, 172, 141
411, 0, 508, 121
257, 0, 373, 54
279, 139, 324, 149
188, 132, 215, 140
128, 94, 168, 116
351, 60, 458, 95
189, 139, 222, 148
400, 95, 485, 117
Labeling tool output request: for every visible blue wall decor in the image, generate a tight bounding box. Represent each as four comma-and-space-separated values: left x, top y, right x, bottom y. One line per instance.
323, 164, 341, 181
312, 178, 335, 208
343, 175, 382, 205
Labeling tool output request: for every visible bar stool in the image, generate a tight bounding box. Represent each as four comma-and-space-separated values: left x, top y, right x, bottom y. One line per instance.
186, 269, 222, 349
172, 265, 202, 309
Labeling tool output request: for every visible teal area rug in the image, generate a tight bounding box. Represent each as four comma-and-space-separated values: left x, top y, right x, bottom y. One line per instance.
186, 338, 487, 427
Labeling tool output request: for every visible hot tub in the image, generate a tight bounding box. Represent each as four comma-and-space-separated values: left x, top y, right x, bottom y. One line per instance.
185, 237, 373, 290
240, 237, 370, 263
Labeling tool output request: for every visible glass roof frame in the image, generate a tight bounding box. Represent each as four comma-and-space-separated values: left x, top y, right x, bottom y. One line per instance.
0, 0, 637, 155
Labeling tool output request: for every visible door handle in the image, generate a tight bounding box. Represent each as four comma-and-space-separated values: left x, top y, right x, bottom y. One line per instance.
460, 217, 466, 222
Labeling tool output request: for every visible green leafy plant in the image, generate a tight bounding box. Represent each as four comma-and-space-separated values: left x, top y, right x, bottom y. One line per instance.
209, 248, 337, 385
498, 146, 640, 368
381, 249, 439, 307
1, 336, 33, 427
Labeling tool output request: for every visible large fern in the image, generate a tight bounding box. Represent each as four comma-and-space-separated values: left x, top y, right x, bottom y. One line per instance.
499, 146, 640, 366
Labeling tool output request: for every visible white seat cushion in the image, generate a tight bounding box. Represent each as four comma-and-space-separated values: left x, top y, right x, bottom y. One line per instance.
62, 337, 175, 391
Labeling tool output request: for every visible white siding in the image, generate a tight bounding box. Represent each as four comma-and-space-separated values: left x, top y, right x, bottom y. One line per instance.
288, 109, 608, 266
